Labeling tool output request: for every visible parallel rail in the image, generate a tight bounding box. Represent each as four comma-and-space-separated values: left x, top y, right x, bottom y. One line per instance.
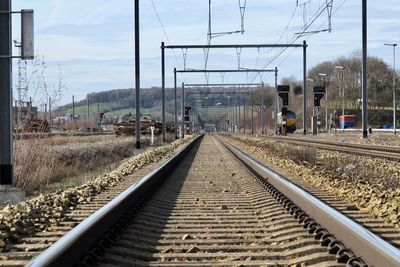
219, 137, 400, 267
27, 135, 203, 267
25, 135, 400, 266
269, 136, 400, 161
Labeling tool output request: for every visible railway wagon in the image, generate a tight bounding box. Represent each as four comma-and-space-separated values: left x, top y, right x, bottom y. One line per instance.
277, 110, 297, 133
339, 115, 356, 129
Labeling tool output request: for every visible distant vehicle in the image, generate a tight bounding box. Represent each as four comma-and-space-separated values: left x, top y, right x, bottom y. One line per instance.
277, 110, 297, 133
339, 115, 356, 129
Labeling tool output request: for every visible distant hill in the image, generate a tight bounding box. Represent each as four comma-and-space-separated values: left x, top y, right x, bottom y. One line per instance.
55, 86, 260, 122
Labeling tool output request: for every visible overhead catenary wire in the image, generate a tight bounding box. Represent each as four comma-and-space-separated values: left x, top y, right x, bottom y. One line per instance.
149, 0, 183, 72
249, 0, 344, 85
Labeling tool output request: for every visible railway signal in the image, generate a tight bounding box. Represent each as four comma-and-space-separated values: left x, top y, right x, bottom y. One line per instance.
313, 86, 325, 107
184, 106, 191, 121
312, 86, 326, 135
277, 85, 290, 135
277, 85, 290, 107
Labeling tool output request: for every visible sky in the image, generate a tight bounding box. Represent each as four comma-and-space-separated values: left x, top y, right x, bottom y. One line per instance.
10, 0, 400, 106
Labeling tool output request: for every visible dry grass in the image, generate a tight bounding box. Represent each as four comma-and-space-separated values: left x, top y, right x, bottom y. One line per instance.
13, 135, 137, 193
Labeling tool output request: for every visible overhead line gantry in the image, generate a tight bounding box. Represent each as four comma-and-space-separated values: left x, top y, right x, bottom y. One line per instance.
162, 42, 308, 141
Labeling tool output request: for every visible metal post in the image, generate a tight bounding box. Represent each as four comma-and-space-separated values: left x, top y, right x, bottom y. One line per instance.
251, 92, 254, 134
261, 82, 265, 134
234, 105, 236, 133
181, 82, 185, 138
0, 0, 13, 185
49, 97, 52, 127
303, 40, 308, 134
161, 42, 166, 142
87, 94, 90, 119
243, 97, 246, 134
97, 104, 100, 129
342, 69, 345, 132
238, 103, 241, 133
44, 104, 47, 121
394, 45, 397, 134
362, 0, 368, 138
173, 68, 178, 139
134, 0, 141, 149
274, 67, 278, 134
72, 95, 75, 120
325, 76, 328, 131
0, 0, 12, 184
385, 44, 398, 134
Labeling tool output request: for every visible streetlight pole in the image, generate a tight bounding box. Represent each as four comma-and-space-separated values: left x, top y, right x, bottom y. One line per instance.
335, 66, 346, 132
318, 73, 328, 132
384, 43, 397, 134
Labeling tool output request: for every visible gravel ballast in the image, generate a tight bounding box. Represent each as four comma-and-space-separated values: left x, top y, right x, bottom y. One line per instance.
0, 137, 193, 251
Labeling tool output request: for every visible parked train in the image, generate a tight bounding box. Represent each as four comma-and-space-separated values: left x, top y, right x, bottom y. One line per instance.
277, 110, 297, 134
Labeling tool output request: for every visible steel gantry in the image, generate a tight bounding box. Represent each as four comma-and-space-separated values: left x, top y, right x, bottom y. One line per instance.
186, 91, 251, 134
162, 42, 308, 142
180, 83, 264, 137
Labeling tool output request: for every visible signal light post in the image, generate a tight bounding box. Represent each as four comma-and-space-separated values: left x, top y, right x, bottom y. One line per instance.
318, 73, 328, 131
313, 86, 326, 135
277, 85, 290, 135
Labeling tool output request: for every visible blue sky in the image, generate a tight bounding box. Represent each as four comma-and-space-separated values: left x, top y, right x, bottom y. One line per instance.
10, 0, 400, 105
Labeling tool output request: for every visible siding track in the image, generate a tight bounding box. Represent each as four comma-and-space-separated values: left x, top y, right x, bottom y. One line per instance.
269, 136, 400, 161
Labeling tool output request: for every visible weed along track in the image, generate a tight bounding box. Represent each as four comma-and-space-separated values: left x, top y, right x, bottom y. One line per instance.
5, 135, 399, 266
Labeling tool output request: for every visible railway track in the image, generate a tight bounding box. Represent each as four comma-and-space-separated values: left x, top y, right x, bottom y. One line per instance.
2, 135, 399, 266
269, 136, 400, 161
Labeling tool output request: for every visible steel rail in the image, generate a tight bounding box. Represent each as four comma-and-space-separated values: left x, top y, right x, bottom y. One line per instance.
269, 136, 400, 160
270, 136, 400, 153
218, 137, 400, 267
27, 135, 203, 267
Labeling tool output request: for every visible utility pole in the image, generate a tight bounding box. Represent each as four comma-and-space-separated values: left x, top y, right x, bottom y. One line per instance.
261, 82, 265, 134
251, 92, 254, 134
274, 67, 278, 134
49, 97, 52, 127
384, 43, 397, 134
243, 96, 246, 134
161, 42, 166, 142
87, 93, 90, 119
134, 0, 141, 148
181, 82, 185, 138
362, 0, 368, 138
174, 68, 178, 139
303, 40, 308, 135
72, 95, 75, 121
0, 0, 12, 185
335, 66, 345, 132
238, 102, 241, 133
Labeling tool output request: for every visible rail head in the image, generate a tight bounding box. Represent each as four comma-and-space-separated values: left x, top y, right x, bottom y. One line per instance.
27, 135, 203, 267
219, 137, 400, 267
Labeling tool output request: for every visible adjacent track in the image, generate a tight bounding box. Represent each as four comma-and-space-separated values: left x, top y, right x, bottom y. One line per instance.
2, 135, 397, 266
269, 136, 400, 161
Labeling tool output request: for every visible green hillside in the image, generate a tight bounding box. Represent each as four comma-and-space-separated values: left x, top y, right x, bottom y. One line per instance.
56, 87, 258, 122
